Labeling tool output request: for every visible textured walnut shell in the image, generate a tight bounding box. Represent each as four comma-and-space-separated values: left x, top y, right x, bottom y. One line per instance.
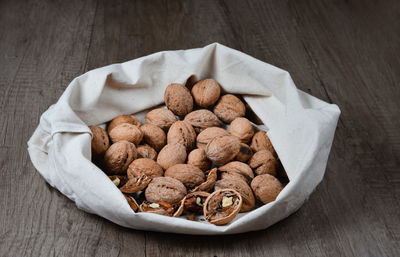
250, 131, 276, 156
167, 121, 196, 150
139, 124, 167, 152
192, 168, 218, 192
145, 108, 178, 131
187, 148, 211, 172
229, 117, 254, 143
89, 126, 110, 158
183, 191, 210, 214
165, 164, 205, 189
191, 79, 221, 107
215, 178, 255, 212
164, 83, 194, 116
206, 135, 241, 165
248, 150, 278, 176
124, 194, 139, 212
156, 143, 187, 170
136, 144, 157, 160
184, 109, 220, 133
139, 201, 175, 216
104, 141, 137, 174
109, 123, 143, 145
219, 161, 254, 184
127, 158, 164, 179
196, 127, 230, 150
203, 189, 242, 225
120, 174, 152, 194
145, 177, 187, 204
251, 174, 283, 204
235, 143, 253, 162
108, 115, 141, 133
213, 94, 246, 123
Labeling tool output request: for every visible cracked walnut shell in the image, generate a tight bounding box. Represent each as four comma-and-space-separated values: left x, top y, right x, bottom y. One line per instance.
191, 79, 221, 107
215, 178, 255, 212
206, 135, 241, 165
145, 176, 187, 204
164, 83, 193, 116
145, 108, 178, 131
165, 164, 205, 189
203, 189, 242, 225
104, 140, 137, 175
183, 191, 210, 214
167, 121, 196, 150
109, 123, 143, 145
251, 174, 283, 204
213, 94, 246, 123
184, 109, 220, 133
139, 124, 167, 152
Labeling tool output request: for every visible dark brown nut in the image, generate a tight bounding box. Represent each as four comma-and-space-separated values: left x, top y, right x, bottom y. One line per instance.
127, 158, 164, 179
145, 177, 187, 204
164, 83, 194, 116
187, 148, 211, 172
193, 168, 218, 192
219, 161, 254, 184
139, 124, 167, 152
136, 144, 157, 160
251, 174, 283, 204
139, 201, 175, 216
213, 94, 246, 123
215, 178, 255, 212
191, 79, 221, 107
145, 108, 178, 131
250, 131, 276, 156
229, 117, 254, 143
109, 123, 143, 145
167, 121, 196, 150
108, 115, 141, 133
206, 135, 241, 165
156, 143, 187, 170
120, 174, 152, 194
165, 164, 205, 189
183, 191, 210, 214
248, 150, 278, 176
184, 109, 220, 133
196, 127, 230, 150
89, 126, 110, 158
108, 175, 127, 188
235, 143, 253, 162
203, 189, 242, 225
124, 194, 139, 212
104, 141, 137, 175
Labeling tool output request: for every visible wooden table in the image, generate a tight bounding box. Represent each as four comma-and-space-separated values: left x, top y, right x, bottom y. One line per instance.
1, 0, 399, 256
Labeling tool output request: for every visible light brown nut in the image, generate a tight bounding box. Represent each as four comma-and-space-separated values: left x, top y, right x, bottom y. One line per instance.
228, 117, 254, 143
250, 131, 276, 156
109, 123, 143, 145
235, 143, 253, 162
120, 174, 152, 194
104, 141, 137, 175
251, 174, 283, 204
213, 94, 246, 123
89, 126, 110, 158
191, 79, 221, 107
193, 168, 218, 192
203, 189, 242, 225
127, 158, 164, 179
187, 148, 211, 172
156, 143, 187, 170
165, 164, 205, 189
140, 124, 167, 152
145, 177, 187, 204
108, 175, 127, 188
167, 121, 196, 150
124, 194, 139, 212
219, 161, 254, 184
136, 144, 157, 160
145, 108, 178, 131
248, 150, 278, 176
139, 201, 175, 216
196, 127, 230, 150
183, 191, 210, 214
206, 135, 241, 165
215, 178, 255, 212
164, 83, 193, 117
184, 109, 220, 133
107, 115, 141, 133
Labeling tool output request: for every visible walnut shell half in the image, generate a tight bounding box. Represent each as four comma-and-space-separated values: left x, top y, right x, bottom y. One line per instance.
215, 178, 255, 212
203, 189, 242, 226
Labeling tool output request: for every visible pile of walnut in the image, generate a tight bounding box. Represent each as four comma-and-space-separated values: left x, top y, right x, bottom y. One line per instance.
90, 79, 288, 226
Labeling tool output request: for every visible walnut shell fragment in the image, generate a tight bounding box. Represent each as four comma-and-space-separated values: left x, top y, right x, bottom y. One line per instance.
203, 189, 242, 225
235, 143, 253, 162
140, 123, 167, 152
213, 94, 246, 123
164, 83, 193, 116
251, 174, 283, 204
108, 115, 141, 133
120, 174, 152, 194
157, 143, 187, 170
196, 127, 230, 150
127, 158, 164, 179
206, 135, 241, 165
187, 148, 211, 172
219, 161, 254, 184
104, 140, 137, 175
124, 194, 139, 212
136, 144, 157, 160
145, 177, 187, 204
215, 178, 255, 212
89, 126, 110, 158
248, 150, 278, 176
192, 168, 218, 192
167, 121, 196, 150
145, 108, 178, 131
165, 164, 205, 189
184, 109, 220, 133
191, 79, 221, 107
108, 175, 127, 188
139, 201, 175, 216
183, 191, 210, 214
250, 131, 276, 156
228, 117, 254, 143
109, 123, 143, 145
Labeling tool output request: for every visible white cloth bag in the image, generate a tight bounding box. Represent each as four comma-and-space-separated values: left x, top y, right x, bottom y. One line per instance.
27, 43, 340, 235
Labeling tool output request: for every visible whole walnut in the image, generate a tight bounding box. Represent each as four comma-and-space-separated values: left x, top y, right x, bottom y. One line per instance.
251, 174, 283, 204
165, 164, 205, 189
250, 131, 276, 156
104, 140, 137, 174
191, 79, 221, 107
164, 83, 193, 117
145, 177, 187, 204
109, 123, 143, 145
248, 150, 278, 176
213, 94, 246, 123
107, 115, 141, 133
187, 148, 211, 172
139, 124, 167, 152
136, 144, 157, 160
167, 121, 196, 150
229, 117, 254, 143
145, 108, 178, 131
89, 126, 110, 158
196, 127, 229, 150
206, 135, 241, 165
127, 158, 163, 179
235, 143, 253, 162
215, 178, 255, 212
184, 109, 220, 133
156, 143, 187, 170
219, 161, 254, 184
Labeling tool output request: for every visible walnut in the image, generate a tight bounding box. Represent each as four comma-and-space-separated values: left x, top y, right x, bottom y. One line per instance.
235, 143, 253, 162
145, 177, 187, 204
139, 201, 175, 216
127, 158, 164, 179
191, 79, 221, 107
124, 194, 139, 212
104, 140, 137, 175
165, 164, 205, 189
183, 191, 210, 214
215, 178, 255, 212
248, 150, 278, 176
187, 148, 211, 172
251, 174, 283, 204
136, 144, 157, 160
89, 126, 110, 158
229, 117, 254, 143
184, 109, 220, 133
203, 189, 242, 225
156, 143, 187, 170
196, 127, 229, 150
250, 131, 276, 156
139, 124, 167, 152
167, 121, 196, 150
107, 115, 141, 133
120, 174, 152, 194
219, 161, 254, 184
109, 123, 143, 145
145, 108, 178, 131
206, 135, 241, 165
193, 168, 218, 192
164, 83, 193, 116
108, 175, 127, 188
213, 94, 246, 123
